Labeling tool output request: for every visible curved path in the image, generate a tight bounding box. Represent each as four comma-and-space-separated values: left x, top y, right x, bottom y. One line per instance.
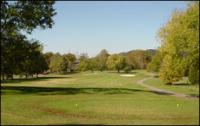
136, 75, 198, 100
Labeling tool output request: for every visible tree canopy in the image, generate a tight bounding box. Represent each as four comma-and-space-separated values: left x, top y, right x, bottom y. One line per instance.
106, 54, 126, 73
156, 2, 199, 84
1, 0, 56, 79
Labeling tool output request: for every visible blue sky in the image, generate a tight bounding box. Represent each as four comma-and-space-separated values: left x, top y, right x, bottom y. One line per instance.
28, 1, 187, 57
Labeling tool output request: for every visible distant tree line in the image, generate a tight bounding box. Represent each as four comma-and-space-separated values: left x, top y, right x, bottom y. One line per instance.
147, 2, 199, 84
43, 49, 156, 74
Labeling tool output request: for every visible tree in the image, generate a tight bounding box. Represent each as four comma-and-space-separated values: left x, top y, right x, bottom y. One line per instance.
1, 1, 56, 34
1, 1, 56, 79
34, 53, 48, 77
188, 55, 199, 84
63, 53, 77, 72
20, 40, 48, 78
1, 34, 26, 79
147, 51, 162, 72
158, 2, 199, 84
78, 53, 89, 71
159, 55, 183, 84
49, 53, 68, 74
106, 54, 126, 73
78, 59, 89, 71
88, 58, 98, 72
79, 53, 89, 61
44, 52, 54, 68
96, 49, 109, 71
126, 50, 151, 69
28, 42, 48, 77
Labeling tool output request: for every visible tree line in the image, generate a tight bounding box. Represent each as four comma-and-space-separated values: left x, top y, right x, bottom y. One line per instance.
43, 49, 156, 74
147, 2, 199, 84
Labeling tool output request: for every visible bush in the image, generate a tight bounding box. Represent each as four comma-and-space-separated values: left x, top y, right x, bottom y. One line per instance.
123, 66, 132, 73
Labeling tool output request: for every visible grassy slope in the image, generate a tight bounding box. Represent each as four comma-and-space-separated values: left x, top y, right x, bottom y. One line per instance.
1, 70, 199, 125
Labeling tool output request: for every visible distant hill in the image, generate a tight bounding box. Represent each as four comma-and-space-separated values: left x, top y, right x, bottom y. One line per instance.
119, 49, 157, 56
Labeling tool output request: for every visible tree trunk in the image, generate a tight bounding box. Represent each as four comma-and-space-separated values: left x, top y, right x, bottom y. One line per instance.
25, 74, 28, 79
117, 69, 120, 73
36, 73, 38, 78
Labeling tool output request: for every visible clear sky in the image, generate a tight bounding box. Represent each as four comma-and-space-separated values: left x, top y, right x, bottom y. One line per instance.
27, 1, 187, 57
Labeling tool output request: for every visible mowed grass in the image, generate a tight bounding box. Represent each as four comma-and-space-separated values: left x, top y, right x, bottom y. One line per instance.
1, 70, 199, 125
144, 75, 199, 97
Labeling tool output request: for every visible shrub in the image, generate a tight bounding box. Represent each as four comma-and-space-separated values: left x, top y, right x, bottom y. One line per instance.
123, 66, 132, 73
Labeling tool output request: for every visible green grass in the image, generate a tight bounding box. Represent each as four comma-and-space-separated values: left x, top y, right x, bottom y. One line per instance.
1, 70, 199, 125
144, 75, 199, 97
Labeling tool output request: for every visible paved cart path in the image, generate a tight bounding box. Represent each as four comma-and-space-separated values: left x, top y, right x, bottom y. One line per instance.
136, 75, 198, 100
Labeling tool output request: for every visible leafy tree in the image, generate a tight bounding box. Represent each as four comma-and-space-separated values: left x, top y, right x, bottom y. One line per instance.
88, 58, 99, 72
78, 53, 90, 71
158, 2, 199, 84
28, 42, 48, 77
63, 53, 77, 72
188, 56, 199, 84
79, 53, 89, 61
159, 55, 183, 84
1, 1, 56, 34
78, 59, 89, 71
78, 57, 99, 72
44, 52, 54, 68
49, 53, 68, 74
1, 34, 27, 79
1, 0, 56, 79
34, 53, 48, 77
96, 49, 110, 71
106, 54, 126, 73
127, 50, 151, 69
20, 40, 48, 78
147, 51, 162, 72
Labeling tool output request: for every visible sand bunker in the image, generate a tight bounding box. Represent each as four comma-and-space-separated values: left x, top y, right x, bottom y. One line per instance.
120, 74, 135, 77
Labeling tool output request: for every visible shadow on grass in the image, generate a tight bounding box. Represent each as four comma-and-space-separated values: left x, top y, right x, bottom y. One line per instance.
172, 83, 190, 86
189, 94, 199, 98
151, 91, 174, 95
165, 83, 197, 86
1, 86, 172, 96
1, 76, 71, 84
1, 86, 146, 95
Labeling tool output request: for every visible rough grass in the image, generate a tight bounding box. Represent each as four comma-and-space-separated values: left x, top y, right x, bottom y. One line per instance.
1, 70, 199, 125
